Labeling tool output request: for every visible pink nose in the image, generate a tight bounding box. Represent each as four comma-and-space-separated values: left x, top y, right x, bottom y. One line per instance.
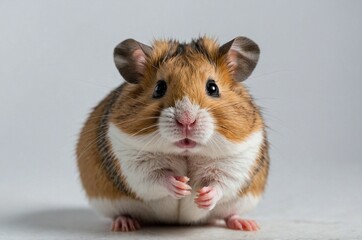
176, 118, 196, 137
175, 111, 196, 128
176, 118, 196, 128
175, 112, 196, 137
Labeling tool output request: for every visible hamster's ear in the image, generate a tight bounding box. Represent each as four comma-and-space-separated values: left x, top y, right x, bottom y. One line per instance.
114, 39, 152, 84
219, 36, 260, 82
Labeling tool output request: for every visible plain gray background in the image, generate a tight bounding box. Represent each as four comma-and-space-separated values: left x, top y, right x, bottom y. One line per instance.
1, 0, 361, 239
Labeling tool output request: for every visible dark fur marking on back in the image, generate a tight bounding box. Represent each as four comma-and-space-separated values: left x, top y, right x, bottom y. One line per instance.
240, 130, 270, 193
97, 83, 137, 198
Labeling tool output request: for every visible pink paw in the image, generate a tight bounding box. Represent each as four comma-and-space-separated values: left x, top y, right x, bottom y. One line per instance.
111, 215, 141, 232
225, 215, 259, 231
165, 175, 192, 199
194, 186, 222, 210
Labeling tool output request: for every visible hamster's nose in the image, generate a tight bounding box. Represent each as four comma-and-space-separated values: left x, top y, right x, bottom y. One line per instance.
175, 113, 197, 136
176, 118, 196, 128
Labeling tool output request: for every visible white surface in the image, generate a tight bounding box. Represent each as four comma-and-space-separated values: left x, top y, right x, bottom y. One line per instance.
1, 0, 362, 239
1, 203, 361, 240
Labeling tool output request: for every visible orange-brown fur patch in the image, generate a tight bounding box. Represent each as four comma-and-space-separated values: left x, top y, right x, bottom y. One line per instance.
77, 91, 136, 200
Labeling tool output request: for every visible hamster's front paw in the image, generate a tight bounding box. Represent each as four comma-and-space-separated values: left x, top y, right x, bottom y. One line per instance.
164, 175, 192, 199
194, 186, 223, 210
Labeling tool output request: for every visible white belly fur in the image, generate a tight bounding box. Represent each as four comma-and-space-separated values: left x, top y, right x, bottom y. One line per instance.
97, 124, 264, 223
89, 193, 260, 224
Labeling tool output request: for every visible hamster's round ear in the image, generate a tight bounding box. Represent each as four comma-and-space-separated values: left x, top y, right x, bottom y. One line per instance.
114, 39, 152, 84
219, 36, 260, 82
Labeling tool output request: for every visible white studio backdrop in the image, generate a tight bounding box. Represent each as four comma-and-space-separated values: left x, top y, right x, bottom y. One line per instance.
0, 0, 361, 238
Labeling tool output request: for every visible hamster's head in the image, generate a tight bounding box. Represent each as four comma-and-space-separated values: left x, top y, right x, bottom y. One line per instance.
110, 37, 263, 157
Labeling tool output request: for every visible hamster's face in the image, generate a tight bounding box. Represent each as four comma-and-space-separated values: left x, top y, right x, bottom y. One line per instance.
110, 37, 263, 157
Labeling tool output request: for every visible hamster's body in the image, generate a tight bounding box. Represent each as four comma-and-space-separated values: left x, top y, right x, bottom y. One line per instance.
77, 37, 269, 231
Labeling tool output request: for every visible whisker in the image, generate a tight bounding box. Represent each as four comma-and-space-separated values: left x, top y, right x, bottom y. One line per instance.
134, 131, 161, 160
129, 124, 160, 137
78, 116, 160, 136
77, 128, 108, 161
217, 125, 240, 137
247, 70, 290, 81
209, 137, 224, 156
78, 80, 116, 90
205, 101, 243, 112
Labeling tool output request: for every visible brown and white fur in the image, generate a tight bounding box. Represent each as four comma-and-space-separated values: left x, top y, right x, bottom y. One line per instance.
77, 36, 269, 232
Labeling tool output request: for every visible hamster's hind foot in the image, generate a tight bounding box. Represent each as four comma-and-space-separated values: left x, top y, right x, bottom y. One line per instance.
225, 214, 259, 231
111, 215, 141, 232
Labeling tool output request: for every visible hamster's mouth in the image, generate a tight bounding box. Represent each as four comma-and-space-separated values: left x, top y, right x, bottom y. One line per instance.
175, 138, 197, 149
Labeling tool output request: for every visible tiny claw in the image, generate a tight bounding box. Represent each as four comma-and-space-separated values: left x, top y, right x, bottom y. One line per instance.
194, 186, 222, 211
175, 176, 190, 183
112, 215, 141, 232
165, 175, 192, 199
197, 186, 212, 194
225, 215, 259, 231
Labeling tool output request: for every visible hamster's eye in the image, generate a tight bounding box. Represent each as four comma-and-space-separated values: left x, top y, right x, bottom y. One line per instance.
153, 80, 167, 98
206, 79, 220, 97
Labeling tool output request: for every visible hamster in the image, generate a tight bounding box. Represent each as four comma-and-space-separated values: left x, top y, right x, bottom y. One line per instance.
76, 36, 269, 232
